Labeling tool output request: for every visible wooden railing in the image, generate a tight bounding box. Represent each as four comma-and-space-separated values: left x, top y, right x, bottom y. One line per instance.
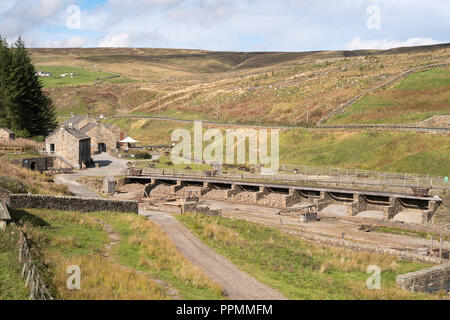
18, 229, 53, 300
141, 167, 450, 191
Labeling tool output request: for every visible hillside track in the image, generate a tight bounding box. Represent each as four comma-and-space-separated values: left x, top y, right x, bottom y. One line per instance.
140, 209, 287, 300
109, 114, 449, 133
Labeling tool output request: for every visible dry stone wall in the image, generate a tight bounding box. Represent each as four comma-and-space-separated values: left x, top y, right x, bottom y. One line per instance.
9, 194, 138, 213
396, 263, 450, 292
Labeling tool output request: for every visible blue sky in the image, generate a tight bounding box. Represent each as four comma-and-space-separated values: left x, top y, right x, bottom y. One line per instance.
0, 0, 449, 51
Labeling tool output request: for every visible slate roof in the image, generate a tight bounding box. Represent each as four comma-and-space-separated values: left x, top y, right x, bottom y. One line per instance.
65, 127, 90, 140
0, 128, 14, 134
63, 115, 87, 127
79, 123, 98, 134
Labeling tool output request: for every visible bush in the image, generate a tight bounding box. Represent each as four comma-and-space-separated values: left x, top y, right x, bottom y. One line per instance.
133, 152, 152, 160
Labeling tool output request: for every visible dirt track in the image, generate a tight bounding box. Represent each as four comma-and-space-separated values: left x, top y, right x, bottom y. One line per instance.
140, 209, 287, 300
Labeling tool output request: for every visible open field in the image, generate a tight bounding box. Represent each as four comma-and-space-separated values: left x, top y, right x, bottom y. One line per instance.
176, 212, 445, 300
328, 67, 450, 124
32, 44, 450, 125
36, 66, 133, 88
9, 208, 223, 300
105, 118, 450, 176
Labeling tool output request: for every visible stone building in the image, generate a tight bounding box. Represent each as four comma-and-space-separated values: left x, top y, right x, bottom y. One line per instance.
45, 126, 92, 169
80, 122, 118, 153
64, 115, 125, 154
0, 128, 15, 141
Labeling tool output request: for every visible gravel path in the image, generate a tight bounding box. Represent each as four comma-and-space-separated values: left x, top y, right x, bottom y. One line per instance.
54, 153, 286, 300
140, 209, 287, 300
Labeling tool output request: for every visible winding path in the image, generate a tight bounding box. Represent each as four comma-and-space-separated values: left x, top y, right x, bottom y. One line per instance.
140, 209, 287, 300
55, 153, 286, 300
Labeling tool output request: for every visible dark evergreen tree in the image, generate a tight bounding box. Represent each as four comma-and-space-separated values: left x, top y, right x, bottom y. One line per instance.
0, 36, 57, 137
0, 37, 12, 128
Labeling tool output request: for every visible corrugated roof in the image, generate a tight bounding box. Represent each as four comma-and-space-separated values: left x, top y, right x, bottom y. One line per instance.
79, 123, 98, 134
0, 201, 11, 221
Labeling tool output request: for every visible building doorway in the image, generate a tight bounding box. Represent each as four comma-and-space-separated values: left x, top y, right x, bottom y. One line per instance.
30, 162, 37, 171
98, 143, 106, 153
50, 144, 55, 153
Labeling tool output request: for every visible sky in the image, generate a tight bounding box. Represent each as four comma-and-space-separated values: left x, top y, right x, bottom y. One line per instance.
0, 0, 449, 51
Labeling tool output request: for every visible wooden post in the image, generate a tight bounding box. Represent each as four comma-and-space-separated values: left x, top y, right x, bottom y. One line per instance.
439, 235, 443, 259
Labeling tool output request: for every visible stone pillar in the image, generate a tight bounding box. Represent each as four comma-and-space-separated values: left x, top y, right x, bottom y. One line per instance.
314, 192, 332, 211
225, 184, 242, 199
255, 186, 270, 201
200, 182, 212, 196
383, 197, 402, 220
144, 179, 159, 197
347, 193, 367, 216
282, 189, 302, 208
422, 200, 439, 224
171, 180, 186, 194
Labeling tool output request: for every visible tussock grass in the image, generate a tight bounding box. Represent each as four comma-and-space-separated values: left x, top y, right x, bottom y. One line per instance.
12, 208, 223, 300
106, 214, 224, 299
177, 212, 447, 300
0, 225, 29, 300
0, 157, 70, 195
0, 137, 44, 149
50, 254, 168, 300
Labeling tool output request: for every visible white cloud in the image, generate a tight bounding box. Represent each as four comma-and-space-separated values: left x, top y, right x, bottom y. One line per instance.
99, 33, 131, 47
346, 37, 440, 50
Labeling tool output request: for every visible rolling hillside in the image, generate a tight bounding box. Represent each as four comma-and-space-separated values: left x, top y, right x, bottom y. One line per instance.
31, 44, 450, 125
327, 67, 450, 124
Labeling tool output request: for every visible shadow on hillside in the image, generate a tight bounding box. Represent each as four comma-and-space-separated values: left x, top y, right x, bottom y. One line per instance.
10, 209, 50, 228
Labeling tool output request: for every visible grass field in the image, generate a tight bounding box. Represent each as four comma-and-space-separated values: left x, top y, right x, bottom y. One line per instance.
0, 225, 29, 300
36, 66, 133, 88
176, 212, 445, 300
329, 68, 450, 124
10, 208, 223, 300
106, 118, 450, 176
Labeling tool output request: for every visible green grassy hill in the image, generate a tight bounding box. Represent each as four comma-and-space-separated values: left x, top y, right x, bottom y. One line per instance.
106, 118, 450, 176
328, 67, 450, 124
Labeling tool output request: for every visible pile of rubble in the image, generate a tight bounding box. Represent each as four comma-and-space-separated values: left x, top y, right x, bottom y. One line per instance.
150, 184, 173, 196
257, 193, 285, 207
231, 192, 257, 203
203, 189, 228, 200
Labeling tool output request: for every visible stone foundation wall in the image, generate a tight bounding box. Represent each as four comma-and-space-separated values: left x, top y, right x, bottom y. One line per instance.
383, 197, 402, 220
347, 193, 368, 216
284, 229, 443, 264
181, 202, 222, 216
9, 194, 138, 213
396, 263, 450, 292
